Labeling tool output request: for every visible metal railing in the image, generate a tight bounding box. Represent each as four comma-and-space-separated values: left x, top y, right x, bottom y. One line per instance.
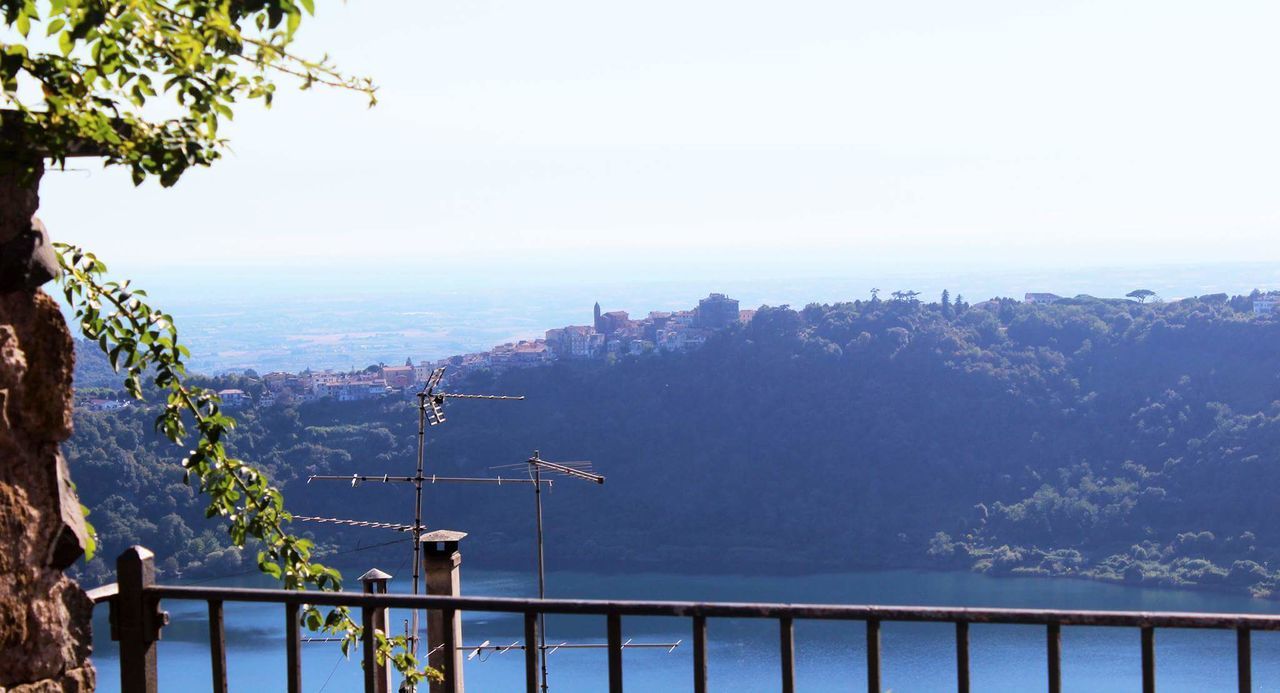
92, 545, 1276, 692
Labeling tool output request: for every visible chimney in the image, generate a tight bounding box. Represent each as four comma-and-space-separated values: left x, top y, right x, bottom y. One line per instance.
358, 568, 393, 693
422, 530, 467, 693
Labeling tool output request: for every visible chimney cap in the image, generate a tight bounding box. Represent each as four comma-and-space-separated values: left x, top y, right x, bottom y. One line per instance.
420, 530, 468, 543
358, 568, 393, 582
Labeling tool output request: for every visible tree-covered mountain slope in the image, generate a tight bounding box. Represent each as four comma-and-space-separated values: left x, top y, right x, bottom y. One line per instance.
68, 293, 1280, 597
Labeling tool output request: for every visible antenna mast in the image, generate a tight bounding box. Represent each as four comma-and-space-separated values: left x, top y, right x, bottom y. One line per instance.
525, 451, 604, 692
409, 367, 523, 660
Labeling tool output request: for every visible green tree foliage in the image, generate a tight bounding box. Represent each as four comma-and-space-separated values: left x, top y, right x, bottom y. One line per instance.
58, 248, 435, 683
1, 0, 432, 678
1, 0, 374, 182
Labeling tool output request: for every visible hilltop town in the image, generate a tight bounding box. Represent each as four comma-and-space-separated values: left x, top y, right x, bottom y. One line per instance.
76, 288, 1280, 413
209, 293, 752, 408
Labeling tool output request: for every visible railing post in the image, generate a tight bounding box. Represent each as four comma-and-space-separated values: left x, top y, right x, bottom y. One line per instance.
114, 546, 165, 693
779, 616, 795, 693
523, 611, 539, 693
1141, 626, 1156, 693
360, 569, 394, 693
866, 619, 881, 693
607, 612, 624, 692
1046, 622, 1061, 693
955, 621, 970, 693
692, 615, 707, 693
209, 600, 228, 693
286, 602, 302, 693
1238, 627, 1252, 693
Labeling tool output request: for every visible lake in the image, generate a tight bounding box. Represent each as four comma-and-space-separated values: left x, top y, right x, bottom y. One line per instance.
90, 567, 1280, 691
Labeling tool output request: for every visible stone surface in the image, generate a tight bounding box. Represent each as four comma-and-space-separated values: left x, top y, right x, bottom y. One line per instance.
0, 160, 40, 245
0, 200, 96, 689
0, 217, 60, 293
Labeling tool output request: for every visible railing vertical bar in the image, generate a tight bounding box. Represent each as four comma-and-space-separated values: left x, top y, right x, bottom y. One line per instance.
955, 621, 970, 693
524, 611, 539, 693
780, 616, 795, 693
208, 600, 228, 693
1238, 627, 1251, 693
693, 615, 708, 693
361, 605, 376, 693
442, 607, 459, 693
116, 547, 159, 693
1141, 626, 1156, 693
866, 619, 881, 693
608, 612, 624, 692
285, 603, 301, 693
1046, 622, 1061, 693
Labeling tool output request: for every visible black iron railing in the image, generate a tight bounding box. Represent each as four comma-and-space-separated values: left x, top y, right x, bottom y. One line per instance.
91, 546, 1275, 693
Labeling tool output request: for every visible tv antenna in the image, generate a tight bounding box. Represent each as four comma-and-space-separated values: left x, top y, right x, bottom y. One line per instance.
297, 366, 524, 668
490, 450, 603, 692
468, 451, 678, 689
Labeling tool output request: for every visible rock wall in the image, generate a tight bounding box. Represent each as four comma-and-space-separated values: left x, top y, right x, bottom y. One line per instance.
0, 162, 96, 691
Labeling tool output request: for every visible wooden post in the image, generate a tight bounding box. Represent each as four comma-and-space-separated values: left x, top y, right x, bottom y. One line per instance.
692, 615, 707, 693
866, 619, 881, 693
114, 546, 164, 693
607, 613, 623, 692
423, 530, 466, 693
286, 602, 302, 693
208, 600, 228, 693
360, 569, 394, 693
523, 612, 539, 693
779, 616, 794, 693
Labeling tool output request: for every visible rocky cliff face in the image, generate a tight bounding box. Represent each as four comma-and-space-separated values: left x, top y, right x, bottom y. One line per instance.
0, 163, 95, 692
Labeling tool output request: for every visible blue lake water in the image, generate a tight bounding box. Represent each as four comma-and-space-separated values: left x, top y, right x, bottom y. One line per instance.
91, 568, 1280, 692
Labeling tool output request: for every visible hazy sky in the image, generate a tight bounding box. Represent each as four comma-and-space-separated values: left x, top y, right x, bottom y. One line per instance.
35, 0, 1280, 285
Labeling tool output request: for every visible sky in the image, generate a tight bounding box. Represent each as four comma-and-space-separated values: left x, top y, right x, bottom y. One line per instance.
33, 0, 1280, 288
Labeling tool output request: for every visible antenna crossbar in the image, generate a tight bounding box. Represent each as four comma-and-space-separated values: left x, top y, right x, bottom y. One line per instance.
436, 393, 526, 400
307, 473, 551, 486
466, 640, 682, 655
293, 515, 414, 532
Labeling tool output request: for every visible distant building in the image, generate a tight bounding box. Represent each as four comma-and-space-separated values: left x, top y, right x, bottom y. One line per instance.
413, 362, 437, 382
217, 389, 248, 406
546, 326, 602, 359
1024, 293, 1062, 305
695, 293, 740, 329
380, 365, 415, 390
668, 310, 695, 327
644, 311, 672, 341
739, 309, 757, 323
337, 380, 387, 401
599, 310, 631, 336
512, 340, 549, 365
1254, 294, 1279, 316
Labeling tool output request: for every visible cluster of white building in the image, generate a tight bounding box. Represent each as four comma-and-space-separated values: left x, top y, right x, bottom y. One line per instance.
1253, 292, 1280, 316
545, 293, 751, 360
209, 293, 751, 409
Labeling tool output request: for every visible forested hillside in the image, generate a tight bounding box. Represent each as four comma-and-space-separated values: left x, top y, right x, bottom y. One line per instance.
67, 292, 1280, 598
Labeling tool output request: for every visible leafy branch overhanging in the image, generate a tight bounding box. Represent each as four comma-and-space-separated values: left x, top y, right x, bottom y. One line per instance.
56, 245, 440, 684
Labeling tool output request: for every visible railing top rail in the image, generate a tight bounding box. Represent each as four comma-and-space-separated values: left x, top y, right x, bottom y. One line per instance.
140, 584, 1280, 631
86, 582, 119, 604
